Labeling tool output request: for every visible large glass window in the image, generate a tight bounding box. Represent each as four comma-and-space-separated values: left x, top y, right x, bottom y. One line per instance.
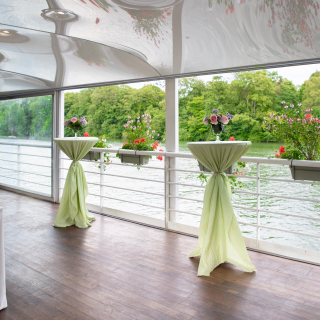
0, 95, 53, 197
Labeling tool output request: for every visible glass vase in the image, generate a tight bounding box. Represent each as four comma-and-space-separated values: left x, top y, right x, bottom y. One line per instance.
211, 124, 225, 141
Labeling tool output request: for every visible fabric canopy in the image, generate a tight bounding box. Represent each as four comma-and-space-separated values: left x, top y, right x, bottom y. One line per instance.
1, 0, 320, 96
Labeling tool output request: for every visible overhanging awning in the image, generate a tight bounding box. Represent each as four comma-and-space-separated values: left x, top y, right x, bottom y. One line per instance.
1, 0, 320, 96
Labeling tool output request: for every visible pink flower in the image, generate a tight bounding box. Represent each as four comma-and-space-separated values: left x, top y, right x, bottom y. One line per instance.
221, 116, 229, 124
71, 117, 77, 123
281, 100, 285, 104
64, 120, 68, 126
290, 104, 294, 108
297, 118, 301, 122
202, 116, 209, 125
284, 105, 288, 109
83, 120, 87, 125
210, 115, 218, 125
298, 103, 302, 106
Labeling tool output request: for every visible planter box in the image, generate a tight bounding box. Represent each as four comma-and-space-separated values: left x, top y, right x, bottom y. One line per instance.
120, 154, 149, 165
198, 161, 237, 174
82, 151, 100, 161
290, 165, 320, 181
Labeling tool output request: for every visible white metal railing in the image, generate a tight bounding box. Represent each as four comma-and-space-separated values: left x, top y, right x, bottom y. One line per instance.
0, 141, 52, 196
58, 147, 320, 264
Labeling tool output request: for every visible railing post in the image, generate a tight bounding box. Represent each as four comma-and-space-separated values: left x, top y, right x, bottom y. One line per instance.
53, 90, 64, 202
165, 78, 179, 228
17, 145, 21, 189
100, 152, 104, 211
256, 163, 261, 244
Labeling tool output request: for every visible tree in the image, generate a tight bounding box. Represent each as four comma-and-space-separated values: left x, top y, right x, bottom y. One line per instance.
302, 71, 320, 117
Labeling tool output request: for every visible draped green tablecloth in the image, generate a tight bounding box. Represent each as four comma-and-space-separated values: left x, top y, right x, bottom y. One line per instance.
54, 137, 98, 228
187, 141, 256, 276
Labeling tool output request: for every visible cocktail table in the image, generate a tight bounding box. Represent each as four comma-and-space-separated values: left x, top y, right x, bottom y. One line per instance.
187, 141, 256, 276
54, 137, 98, 228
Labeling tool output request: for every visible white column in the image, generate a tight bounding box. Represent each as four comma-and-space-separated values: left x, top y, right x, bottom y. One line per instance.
52, 90, 64, 202
165, 78, 179, 226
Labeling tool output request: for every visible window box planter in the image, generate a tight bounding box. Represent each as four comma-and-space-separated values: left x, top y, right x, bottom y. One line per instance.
120, 154, 149, 165
198, 161, 237, 174
290, 165, 320, 181
82, 151, 100, 161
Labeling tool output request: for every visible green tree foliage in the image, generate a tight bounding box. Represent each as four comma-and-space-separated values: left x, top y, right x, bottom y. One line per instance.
62, 70, 319, 142
301, 71, 320, 117
0, 96, 52, 139
3, 70, 317, 143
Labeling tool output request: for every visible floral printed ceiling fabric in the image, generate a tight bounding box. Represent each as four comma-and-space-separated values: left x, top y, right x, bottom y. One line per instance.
0, 0, 320, 96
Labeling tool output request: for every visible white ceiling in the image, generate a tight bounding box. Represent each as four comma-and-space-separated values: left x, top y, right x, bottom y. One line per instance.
1, 0, 320, 96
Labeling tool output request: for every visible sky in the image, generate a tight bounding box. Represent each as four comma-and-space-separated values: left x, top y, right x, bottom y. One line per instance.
128, 63, 320, 89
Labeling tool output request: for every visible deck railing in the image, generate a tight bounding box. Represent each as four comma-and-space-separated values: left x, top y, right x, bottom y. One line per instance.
0, 141, 52, 197
0, 140, 318, 264
59, 147, 320, 265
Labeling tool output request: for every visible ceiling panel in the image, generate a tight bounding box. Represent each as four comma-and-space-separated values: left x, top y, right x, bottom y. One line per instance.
1, 0, 320, 96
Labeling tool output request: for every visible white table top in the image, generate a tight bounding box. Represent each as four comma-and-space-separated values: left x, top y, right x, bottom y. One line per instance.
54, 137, 98, 142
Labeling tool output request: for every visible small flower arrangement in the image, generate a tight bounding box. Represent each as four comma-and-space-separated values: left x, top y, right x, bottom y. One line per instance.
83, 132, 111, 170
117, 114, 164, 162
203, 109, 234, 140
64, 115, 87, 136
265, 101, 320, 160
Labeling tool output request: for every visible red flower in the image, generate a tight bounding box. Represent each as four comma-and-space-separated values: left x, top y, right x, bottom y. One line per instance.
305, 113, 312, 119
154, 141, 159, 147
159, 149, 164, 152
279, 146, 285, 154
167, 12, 171, 16
234, 171, 238, 175
229, 137, 235, 141
122, 142, 127, 147
141, 138, 146, 142
157, 156, 163, 161
134, 139, 140, 144
95, 17, 100, 24
162, 16, 166, 19
152, 144, 157, 149
84, 132, 89, 137
275, 152, 280, 158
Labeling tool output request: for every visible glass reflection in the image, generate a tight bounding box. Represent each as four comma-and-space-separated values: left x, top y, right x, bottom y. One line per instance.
0, 29, 29, 43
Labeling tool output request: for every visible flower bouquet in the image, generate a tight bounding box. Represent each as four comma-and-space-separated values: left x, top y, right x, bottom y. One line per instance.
117, 114, 164, 165
203, 109, 234, 141
64, 115, 87, 137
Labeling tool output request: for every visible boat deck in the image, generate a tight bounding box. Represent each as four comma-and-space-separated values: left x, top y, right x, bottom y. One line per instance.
0, 189, 320, 320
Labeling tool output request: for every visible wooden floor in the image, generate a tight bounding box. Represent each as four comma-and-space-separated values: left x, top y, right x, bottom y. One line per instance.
0, 190, 320, 320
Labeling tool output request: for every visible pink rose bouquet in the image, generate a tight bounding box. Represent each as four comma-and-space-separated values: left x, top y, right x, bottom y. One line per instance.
64, 115, 87, 136
202, 109, 234, 140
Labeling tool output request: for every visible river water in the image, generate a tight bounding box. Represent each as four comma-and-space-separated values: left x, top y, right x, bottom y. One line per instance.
0, 138, 319, 253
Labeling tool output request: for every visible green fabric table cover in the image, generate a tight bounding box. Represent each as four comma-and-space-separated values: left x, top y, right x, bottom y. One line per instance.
187, 141, 256, 276
54, 137, 98, 228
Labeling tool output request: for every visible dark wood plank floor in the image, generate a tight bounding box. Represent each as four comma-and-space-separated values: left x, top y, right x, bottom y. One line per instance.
0, 189, 320, 320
